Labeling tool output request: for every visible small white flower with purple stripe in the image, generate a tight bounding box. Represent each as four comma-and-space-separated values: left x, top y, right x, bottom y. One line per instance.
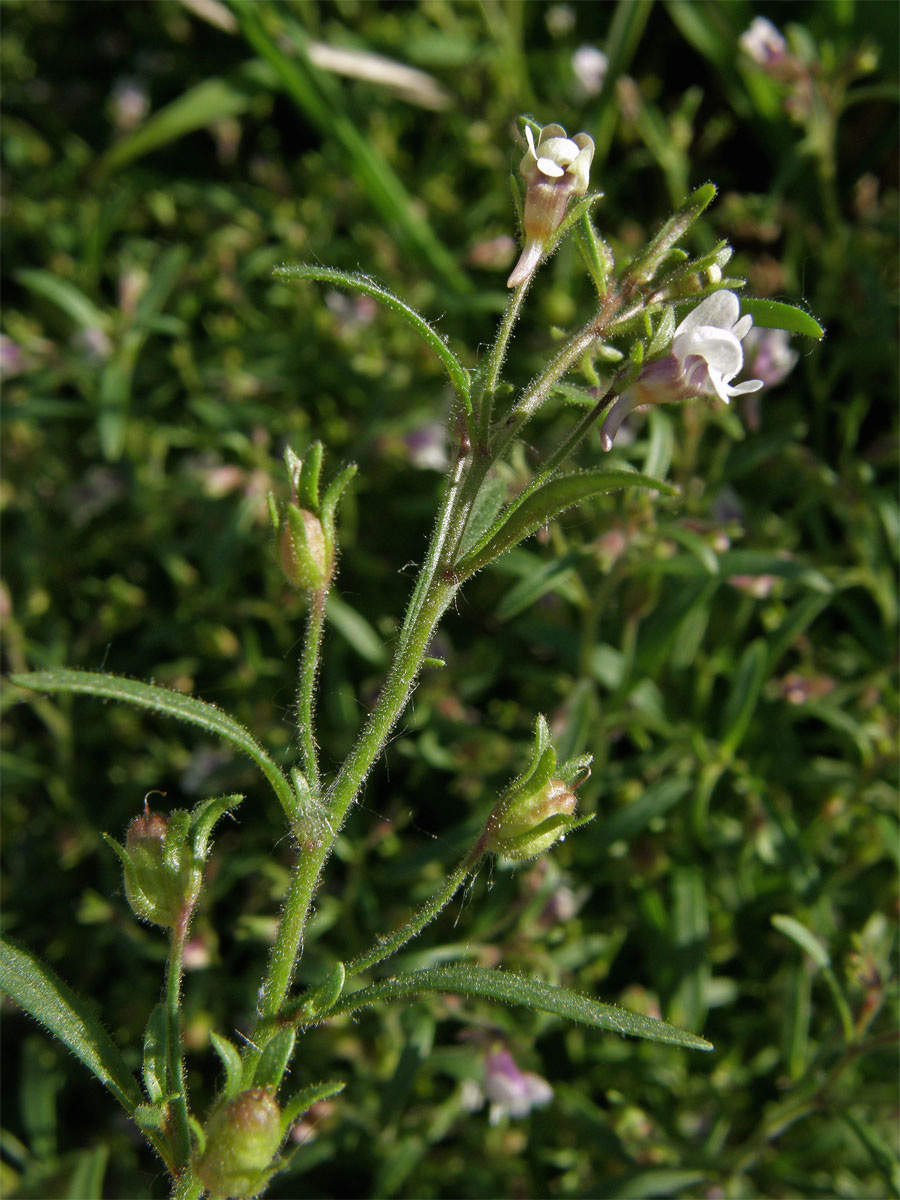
600, 290, 765, 451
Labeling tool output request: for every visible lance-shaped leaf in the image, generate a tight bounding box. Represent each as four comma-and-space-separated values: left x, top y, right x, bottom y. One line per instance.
627, 183, 717, 284
275, 265, 471, 415
142, 1004, 169, 1105
280, 1080, 346, 1131
456, 470, 676, 579
0, 937, 143, 1112
10, 669, 296, 820
739, 297, 824, 339
324, 965, 712, 1051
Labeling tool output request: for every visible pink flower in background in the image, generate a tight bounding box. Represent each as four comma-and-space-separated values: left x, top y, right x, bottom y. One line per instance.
741, 326, 799, 390
462, 1047, 553, 1124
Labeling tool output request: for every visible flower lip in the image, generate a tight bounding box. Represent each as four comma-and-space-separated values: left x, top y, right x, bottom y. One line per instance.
599, 289, 769, 449
521, 123, 595, 188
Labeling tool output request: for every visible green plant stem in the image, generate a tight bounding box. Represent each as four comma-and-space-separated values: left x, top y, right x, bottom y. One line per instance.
296, 587, 327, 795
492, 292, 624, 460
249, 574, 458, 1057
476, 367, 628, 555
166, 907, 193, 1170
476, 279, 532, 444
399, 427, 472, 643
172, 1167, 204, 1200
345, 848, 484, 979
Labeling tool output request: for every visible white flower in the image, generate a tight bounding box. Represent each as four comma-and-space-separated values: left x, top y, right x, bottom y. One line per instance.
739, 17, 788, 68
572, 45, 609, 97
600, 290, 764, 451
508, 122, 595, 288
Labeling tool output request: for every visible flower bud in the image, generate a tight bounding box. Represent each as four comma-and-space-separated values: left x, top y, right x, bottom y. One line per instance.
279, 506, 331, 592
196, 1088, 283, 1200
488, 776, 577, 861
272, 444, 356, 596
508, 122, 595, 288
121, 810, 190, 928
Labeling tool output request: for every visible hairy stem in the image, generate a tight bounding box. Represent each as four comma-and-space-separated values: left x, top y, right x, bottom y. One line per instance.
476, 279, 532, 443
345, 847, 484, 979
166, 907, 192, 1169
171, 1167, 204, 1200
296, 587, 328, 795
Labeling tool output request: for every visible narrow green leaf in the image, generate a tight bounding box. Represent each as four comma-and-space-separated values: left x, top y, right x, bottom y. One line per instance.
64, 1144, 109, 1200
233, 3, 471, 295
669, 868, 710, 1032
15, 269, 108, 332
326, 593, 387, 665
495, 554, 579, 622
142, 1005, 168, 1105
771, 914, 831, 968
275, 265, 471, 411
839, 1111, 900, 1196
595, 778, 692, 846
252, 1027, 296, 1091
719, 639, 768, 758
456, 470, 676, 578
9, 669, 295, 820
607, 1168, 708, 1199
0, 937, 142, 1114
627, 184, 717, 284
97, 61, 276, 176
210, 1032, 244, 1100
280, 1079, 346, 1131
328, 965, 713, 1051
457, 470, 508, 558
772, 915, 856, 1042
740, 297, 824, 339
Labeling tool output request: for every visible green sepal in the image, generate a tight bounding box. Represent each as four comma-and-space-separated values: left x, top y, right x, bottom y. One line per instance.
547, 191, 605, 256
163, 810, 191, 875
296, 440, 324, 511
191, 794, 243, 861
252, 1028, 296, 1091
189, 1114, 207, 1156
101, 832, 141, 899
627, 182, 717, 284
320, 462, 358, 528
506, 715, 554, 800
142, 1004, 168, 1105
648, 306, 677, 357
496, 812, 579, 862
455, 470, 676, 578
558, 753, 593, 788
210, 1032, 244, 1101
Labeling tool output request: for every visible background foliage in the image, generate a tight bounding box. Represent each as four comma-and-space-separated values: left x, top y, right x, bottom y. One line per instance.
2, 1, 897, 1197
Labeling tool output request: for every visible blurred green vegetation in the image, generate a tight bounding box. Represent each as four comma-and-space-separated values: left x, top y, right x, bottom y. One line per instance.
1, 1, 897, 1197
